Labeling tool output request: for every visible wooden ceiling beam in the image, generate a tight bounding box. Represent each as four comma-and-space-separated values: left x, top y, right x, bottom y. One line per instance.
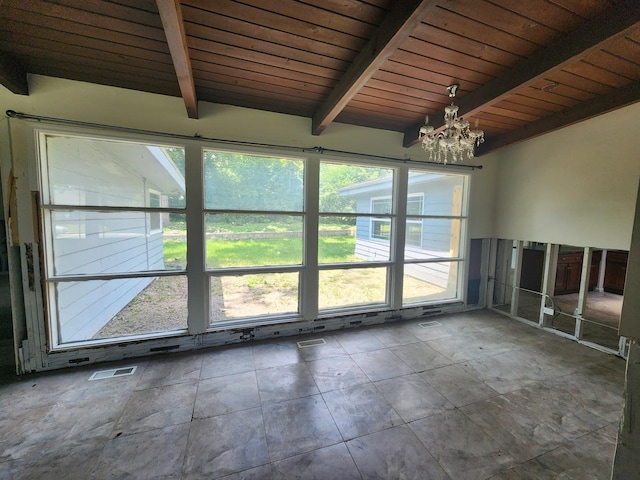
403, 0, 640, 147
477, 79, 640, 155
312, 0, 437, 136
0, 52, 28, 95
156, 0, 198, 118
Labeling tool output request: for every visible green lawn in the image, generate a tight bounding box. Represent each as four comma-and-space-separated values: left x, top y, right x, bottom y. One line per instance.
163, 235, 357, 267
167, 219, 350, 234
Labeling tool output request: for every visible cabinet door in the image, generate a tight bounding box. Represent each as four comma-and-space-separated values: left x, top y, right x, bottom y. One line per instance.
555, 263, 569, 292
566, 264, 581, 292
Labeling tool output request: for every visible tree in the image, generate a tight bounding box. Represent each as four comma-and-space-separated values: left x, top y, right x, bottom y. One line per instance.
319, 163, 391, 224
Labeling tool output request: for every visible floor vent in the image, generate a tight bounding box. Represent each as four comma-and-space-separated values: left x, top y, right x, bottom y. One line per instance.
89, 366, 137, 381
418, 321, 443, 328
297, 338, 326, 348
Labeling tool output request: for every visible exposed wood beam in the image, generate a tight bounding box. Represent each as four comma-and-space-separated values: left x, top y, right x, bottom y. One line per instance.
312, 0, 437, 136
156, 0, 198, 118
403, 0, 640, 147
477, 79, 640, 155
0, 52, 28, 95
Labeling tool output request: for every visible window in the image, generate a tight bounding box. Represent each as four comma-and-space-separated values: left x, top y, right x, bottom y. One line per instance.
319, 163, 394, 310
39, 133, 187, 345
36, 129, 469, 351
371, 195, 423, 247
203, 150, 304, 323
402, 171, 466, 305
371, 197, 391, 241
149, 191, 162, 233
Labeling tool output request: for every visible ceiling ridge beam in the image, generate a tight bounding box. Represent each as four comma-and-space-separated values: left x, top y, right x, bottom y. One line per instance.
0, 52, 28, 95
312, 0, 437, 136
157, 0, 198, 118
477, 79, 640, 155
403, 0, 640, 147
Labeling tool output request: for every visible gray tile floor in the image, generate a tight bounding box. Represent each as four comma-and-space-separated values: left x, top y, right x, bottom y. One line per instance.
0, 310, 625, 479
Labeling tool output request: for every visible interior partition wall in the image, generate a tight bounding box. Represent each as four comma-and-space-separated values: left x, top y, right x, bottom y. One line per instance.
8, 122, 471, 372
488, 238, 627, 357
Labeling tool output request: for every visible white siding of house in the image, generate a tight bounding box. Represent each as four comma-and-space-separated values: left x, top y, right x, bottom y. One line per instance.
354, 213, 371, 242
347, 176, 463, 288
419, 218, 454, 256
354, 238, 451, 288
56, 277, 152, 342
45, 137, 167, 342
354, 238, 390, 261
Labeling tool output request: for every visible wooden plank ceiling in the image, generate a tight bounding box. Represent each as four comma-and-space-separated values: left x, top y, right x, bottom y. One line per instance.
1, 0, 639, 155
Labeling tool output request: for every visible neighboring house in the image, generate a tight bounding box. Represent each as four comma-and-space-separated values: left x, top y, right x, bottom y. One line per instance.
45, 137, 185, 342
339, 173, 464, 291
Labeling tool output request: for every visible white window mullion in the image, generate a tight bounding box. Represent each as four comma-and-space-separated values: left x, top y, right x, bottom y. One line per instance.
391, 166, 408, 309
510, 240, 523, 317
303, 159, 319, 320
185, 142, 207, 334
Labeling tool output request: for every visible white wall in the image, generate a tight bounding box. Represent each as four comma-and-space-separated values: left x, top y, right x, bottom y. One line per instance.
3, 74, 637, 252
491, 102, 640, 250
0, 75, 496, 240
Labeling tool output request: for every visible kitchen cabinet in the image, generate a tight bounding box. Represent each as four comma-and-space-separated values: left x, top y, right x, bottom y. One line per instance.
555, 252, 583, 294
604, 251, 628, 294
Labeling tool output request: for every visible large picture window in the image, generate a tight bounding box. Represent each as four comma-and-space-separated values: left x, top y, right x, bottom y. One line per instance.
402, 171, 467, 305
37, 130, 469, 349
203, 151, 304, 324
319, 162, 394, 311
39, 133, 187, 345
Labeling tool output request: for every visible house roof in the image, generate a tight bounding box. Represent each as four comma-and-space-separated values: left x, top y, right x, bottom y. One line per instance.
1, 0, 639, 155
339, 171, 451, 197
93, 140, 185, 195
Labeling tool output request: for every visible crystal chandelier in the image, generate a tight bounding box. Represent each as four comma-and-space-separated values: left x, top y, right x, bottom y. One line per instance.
419, 84, 484, 164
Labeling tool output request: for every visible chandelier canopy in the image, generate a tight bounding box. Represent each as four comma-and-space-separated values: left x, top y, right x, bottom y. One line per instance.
419, 84, 484, 164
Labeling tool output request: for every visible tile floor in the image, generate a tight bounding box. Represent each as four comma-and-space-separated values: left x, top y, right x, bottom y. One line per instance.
0, 309, 625, 479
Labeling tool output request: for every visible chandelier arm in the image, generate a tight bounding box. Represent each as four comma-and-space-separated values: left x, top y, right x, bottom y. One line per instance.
420, 85, 485, 164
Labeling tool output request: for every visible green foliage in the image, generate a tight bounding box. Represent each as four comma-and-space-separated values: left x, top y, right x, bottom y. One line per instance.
165, 149, 392, 227
319, 163, 392, 219
165, 147, 185, 172
165, 147, 186, 211
204, 151, 304, 212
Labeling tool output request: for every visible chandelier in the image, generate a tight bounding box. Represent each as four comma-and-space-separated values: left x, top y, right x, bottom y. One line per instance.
419, 84, 484, 164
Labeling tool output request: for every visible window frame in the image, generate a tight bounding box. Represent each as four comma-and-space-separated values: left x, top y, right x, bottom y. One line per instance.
148, 190, 162, 234
370, 194, 423, 247
370, 196, 392, 242
36, 129, 189, 348
28, 125, 470, 356
201, 148, 307, 327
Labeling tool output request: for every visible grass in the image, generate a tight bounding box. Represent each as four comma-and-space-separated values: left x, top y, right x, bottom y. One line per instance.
166, 219, 350, 234
163, 235, 358, 267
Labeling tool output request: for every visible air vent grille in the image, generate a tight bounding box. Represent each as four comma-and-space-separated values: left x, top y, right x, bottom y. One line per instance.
89, 366, 137, 381
418, 321, 443, 328
297, 338, 326, 348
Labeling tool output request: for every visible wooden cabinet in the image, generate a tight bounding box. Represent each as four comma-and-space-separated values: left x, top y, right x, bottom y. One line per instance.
604, 251, 628, 294
555, 252, 583, 294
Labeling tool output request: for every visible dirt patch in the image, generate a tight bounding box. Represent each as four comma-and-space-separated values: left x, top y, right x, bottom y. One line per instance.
96, 271, 447, 339
95, 276, 188, 338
